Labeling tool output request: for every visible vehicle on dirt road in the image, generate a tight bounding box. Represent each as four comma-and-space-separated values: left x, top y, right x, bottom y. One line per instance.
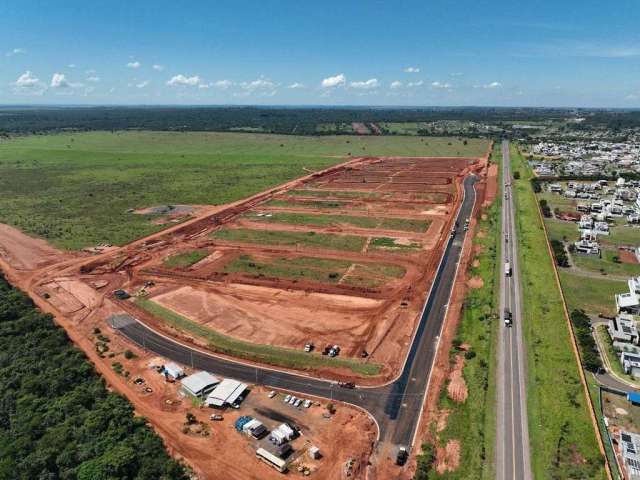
396, 446, 408, 465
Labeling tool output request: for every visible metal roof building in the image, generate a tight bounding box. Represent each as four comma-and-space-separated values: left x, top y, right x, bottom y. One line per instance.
205, 378, 248, 407
180, 371, 220, 398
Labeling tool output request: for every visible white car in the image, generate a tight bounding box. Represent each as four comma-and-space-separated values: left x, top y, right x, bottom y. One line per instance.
303, 399, 312, 408
294, 399, 303, 408
268, 390, 276, 399
284, 394, 291, 403
289, 396, 297, 405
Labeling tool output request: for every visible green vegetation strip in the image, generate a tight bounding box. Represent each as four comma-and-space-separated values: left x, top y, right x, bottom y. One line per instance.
369, 236, 421, 252
222, 254, 404, 288
0, 275, 187, 479
163, 249, 209, 268
244, 211, 430, 233
211, 227, 366, 252
136, 297, 381, 376
511, 145, 606, 479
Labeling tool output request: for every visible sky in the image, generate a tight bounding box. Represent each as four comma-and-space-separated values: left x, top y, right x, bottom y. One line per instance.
1, 0, 640, 108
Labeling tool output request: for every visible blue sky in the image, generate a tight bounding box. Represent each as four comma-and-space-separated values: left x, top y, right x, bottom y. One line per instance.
2, 0, 639, 107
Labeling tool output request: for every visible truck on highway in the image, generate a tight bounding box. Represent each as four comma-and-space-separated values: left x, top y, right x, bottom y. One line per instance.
505, 262, 512, 276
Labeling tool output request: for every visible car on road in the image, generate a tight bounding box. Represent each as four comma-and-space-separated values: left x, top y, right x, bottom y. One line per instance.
505, 262, 512, 276
504, 308, 513, 327
339, 381, 355, 389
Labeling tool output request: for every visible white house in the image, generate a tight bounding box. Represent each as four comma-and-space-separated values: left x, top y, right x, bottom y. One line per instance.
620, 431, 640, 480
608, 313, 639, 345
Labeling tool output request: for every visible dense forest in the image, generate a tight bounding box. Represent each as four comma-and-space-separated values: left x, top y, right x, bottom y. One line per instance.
0, 105, 589, 135
0, 274, 187, 480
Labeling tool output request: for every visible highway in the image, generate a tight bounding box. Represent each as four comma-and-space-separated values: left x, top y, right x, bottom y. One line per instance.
496, 140, 532, 480
109, 173, 478, 455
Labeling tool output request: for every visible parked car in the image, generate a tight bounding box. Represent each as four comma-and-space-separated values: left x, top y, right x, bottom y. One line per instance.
268, 390, 277, 399
210, 414, 224, 421
289, 396, 297, 405
284, 394, 292, 403
303, 400, 312, 408
294, 399, 303, 408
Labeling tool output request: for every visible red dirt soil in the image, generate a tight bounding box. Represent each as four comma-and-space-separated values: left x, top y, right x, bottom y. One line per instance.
618, 248, 639, 265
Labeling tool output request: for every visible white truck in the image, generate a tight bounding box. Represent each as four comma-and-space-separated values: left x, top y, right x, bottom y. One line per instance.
505, 262, 512, 276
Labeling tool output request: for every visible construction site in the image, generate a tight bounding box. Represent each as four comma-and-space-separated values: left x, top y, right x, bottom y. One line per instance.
37, 154, 482, 380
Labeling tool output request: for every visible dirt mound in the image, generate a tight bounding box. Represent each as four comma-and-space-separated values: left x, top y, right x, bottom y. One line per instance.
472, 259, 480, 268
619, 248, 639, 265
468, 276, 483, 289
447, 354, 468, 403
435, 439, 461, 474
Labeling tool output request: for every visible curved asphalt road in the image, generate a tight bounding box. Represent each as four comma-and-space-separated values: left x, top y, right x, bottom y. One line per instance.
110, 174, 478, 452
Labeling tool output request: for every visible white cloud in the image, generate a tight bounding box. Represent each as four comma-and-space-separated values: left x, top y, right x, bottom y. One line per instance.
6, 48, 25, 57
14, 71, 40, 88
390, 80, 403, 89
407, 80, 424, 87
166, 74, 202, 86
50, 73, 68, 88
68, 64, 76, 69
350, 78, 379, 90
213, 79, 233, 89
127, 61, 141, 69
152, 64, 164, 71
484, 81, 502, 89
136, 80, 150, 89
50, 73, 83, 89
240, 78, 276, 91
321, 73, 346, 88
431, 81, 452, 90
404, 66, 420, 73
198, 83, 210, 89
86, 76, 100, 82
288, 82, 304, 89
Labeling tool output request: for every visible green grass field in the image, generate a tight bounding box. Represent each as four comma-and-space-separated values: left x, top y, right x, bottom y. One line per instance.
135, 297, 381, 376
163, 250, 209, 269
429, 143, 502, 480
544, 218, 580, 243
571, 249, 640, 277
511, 145, 606, 479
0, 131, 487, 250
244, 211, 430, 233
559, 272, 626, 316
211, 227, 366, 252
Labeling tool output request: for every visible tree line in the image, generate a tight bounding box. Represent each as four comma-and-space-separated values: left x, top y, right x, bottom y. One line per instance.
0, 274, 187, 479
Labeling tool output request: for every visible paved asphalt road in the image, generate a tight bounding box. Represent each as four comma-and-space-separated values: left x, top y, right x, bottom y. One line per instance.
496, 140, 532, 480
110, 174, 478, 457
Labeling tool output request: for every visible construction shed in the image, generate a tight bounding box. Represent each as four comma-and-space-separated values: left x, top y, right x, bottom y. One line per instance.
206, 378, 248, 407
180, 371, 220, 398
164, 362, 185, 380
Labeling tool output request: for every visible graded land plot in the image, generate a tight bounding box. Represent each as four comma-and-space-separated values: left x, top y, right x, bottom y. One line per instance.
241, 211, 431, 233
0, 131, 487, 250
220, 254, 405, 289
163, 249, 209, 269
211, 228, 368, 252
